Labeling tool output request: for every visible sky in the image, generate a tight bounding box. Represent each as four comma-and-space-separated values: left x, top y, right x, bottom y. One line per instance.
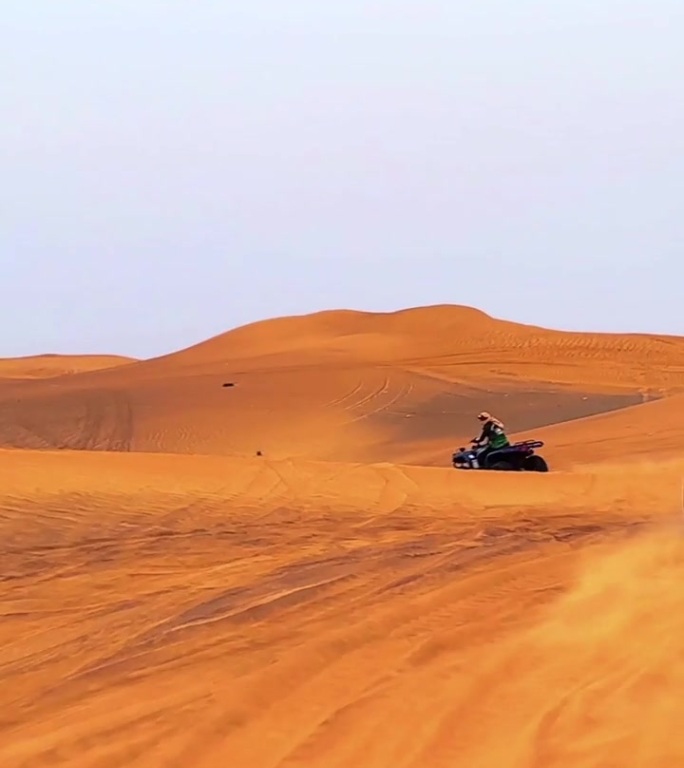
2, 0, 683, 358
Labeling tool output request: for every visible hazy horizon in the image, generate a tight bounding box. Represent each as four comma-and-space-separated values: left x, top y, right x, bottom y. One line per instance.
3, 1, 683, 358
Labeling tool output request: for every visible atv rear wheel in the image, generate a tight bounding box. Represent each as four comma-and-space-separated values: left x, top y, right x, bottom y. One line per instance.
524, 455, 549, 472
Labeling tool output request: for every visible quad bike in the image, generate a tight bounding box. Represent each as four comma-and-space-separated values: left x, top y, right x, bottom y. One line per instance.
452, 439, 549, 472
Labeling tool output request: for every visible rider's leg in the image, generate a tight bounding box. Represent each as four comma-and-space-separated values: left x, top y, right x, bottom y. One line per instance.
477, 445, 492, 467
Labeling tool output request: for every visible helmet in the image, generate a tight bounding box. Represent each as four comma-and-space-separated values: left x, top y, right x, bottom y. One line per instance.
477, 411, 491, 421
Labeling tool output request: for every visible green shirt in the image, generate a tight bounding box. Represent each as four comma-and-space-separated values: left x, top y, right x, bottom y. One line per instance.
480, 420, 509, 448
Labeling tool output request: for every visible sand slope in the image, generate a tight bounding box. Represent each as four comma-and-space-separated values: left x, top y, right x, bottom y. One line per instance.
0, 305, 683, 462
526, 392, 684, 468
1, 448, 683, 767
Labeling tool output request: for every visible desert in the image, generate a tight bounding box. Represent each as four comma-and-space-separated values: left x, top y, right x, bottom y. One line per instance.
2, 305, 683, 767
6, 0, 682, 762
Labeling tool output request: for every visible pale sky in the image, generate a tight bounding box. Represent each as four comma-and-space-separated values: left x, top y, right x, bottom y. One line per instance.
2, 1, 683, 358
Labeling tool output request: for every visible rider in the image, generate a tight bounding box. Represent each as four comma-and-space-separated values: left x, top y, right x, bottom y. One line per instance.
473, 411, 510, 466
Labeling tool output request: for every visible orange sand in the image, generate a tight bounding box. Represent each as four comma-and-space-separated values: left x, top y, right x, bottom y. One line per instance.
1, 305, 683, 767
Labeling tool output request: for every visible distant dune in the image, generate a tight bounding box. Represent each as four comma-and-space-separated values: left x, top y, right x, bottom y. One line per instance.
0, 353, 135, 379
0, 305, 682, 462
3, 305, 684, 766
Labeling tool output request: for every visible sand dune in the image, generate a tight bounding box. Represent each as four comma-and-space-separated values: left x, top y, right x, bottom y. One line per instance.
0, 353, 135, 380
2, 305, 684, 766
1, 305, 683, 461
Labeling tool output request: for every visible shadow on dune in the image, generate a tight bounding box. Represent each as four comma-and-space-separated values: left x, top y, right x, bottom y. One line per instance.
370, 388, 646, 455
